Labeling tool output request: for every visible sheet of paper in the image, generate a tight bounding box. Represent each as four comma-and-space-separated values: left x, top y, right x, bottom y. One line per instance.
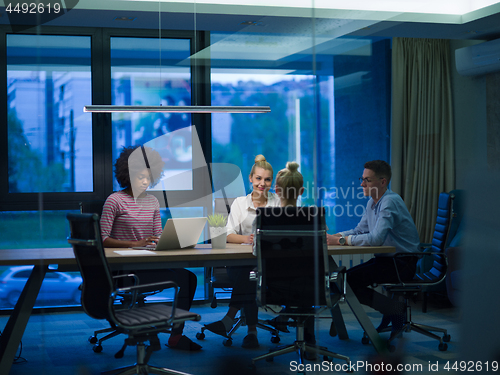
114, 250, 156, 255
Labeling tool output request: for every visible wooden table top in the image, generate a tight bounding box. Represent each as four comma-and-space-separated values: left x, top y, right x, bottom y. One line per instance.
0, 243, 394, 267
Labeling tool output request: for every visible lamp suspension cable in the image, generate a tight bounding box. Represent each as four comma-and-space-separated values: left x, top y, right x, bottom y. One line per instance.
158, 0, 162, 104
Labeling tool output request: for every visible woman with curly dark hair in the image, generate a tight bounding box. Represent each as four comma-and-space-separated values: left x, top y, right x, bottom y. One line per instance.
100, 145, 201, 351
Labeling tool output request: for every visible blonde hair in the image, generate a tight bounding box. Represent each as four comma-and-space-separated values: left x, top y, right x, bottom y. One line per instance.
249, 154, 273, 178
275, 161, 303, 200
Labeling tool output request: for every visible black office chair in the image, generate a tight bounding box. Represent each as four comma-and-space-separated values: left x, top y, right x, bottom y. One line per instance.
362, 192, 454, 351
79, 200, 120, 348
250, 206, 351, 368
67, 213, 201, 375
79, 200, 106, 216
79, 200, 166, 351
197, 198, 280, 346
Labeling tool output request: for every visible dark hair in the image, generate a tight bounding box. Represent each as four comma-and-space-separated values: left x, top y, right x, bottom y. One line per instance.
364, 160, 391, 183
114, 145, 165, 189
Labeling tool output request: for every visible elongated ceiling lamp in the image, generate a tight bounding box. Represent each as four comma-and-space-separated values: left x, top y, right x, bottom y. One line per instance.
84, 0, 270, 115
84, 105, 271, 113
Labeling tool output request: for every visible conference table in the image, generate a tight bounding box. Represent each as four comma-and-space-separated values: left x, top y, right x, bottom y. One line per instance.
0, 243, 394, 374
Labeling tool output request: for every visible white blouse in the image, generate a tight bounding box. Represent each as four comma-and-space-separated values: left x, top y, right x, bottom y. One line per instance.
226, 192, 280, 236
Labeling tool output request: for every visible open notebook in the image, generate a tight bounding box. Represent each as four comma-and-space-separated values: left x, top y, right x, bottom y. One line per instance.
133, 217, 207, 250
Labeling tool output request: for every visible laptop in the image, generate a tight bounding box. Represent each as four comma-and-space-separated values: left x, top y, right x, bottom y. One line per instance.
133, 217, 207, 250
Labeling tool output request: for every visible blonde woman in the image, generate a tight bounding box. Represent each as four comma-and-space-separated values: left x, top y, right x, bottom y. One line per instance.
204, 155, 280, 349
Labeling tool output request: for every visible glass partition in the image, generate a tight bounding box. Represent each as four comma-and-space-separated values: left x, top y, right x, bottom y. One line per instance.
1, 4, 391, 310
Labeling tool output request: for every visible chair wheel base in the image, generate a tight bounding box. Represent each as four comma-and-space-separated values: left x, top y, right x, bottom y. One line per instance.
88, 335, 98, 344
92, 344, 103, 353
223, 338, 233, 346
443, 334, 451, 342
196, 332, 205, 340
439, 343, 448, 351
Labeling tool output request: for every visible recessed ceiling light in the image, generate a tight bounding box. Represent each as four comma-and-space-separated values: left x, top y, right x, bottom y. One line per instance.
114, 16, 136, 21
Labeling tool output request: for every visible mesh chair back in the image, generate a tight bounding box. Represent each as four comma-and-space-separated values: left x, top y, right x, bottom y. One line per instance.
214, 197, 236, 217
255, 206, 330, 308
79, 200, 106, 215
67, 213, 114, 321
414, 192, 453, 284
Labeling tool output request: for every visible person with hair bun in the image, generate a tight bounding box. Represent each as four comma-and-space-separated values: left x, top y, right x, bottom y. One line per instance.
203, 155, 280, 349
100, 145, 201, 351
254, 161, 319, 359
274, 161, 304, 207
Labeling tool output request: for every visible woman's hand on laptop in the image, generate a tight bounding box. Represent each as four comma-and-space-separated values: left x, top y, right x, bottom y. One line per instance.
136, 236, 160, 247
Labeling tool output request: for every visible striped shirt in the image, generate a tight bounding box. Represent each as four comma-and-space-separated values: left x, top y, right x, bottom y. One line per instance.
100, 190, 162, 243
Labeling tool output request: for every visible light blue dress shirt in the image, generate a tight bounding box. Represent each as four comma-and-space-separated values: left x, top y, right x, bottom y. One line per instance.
341, 190, 420, 256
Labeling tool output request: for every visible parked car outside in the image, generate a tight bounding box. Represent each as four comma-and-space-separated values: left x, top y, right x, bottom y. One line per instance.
0, 266, 82, 307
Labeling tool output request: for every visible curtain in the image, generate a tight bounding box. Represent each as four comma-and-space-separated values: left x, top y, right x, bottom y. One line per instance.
391, 38, 455, 243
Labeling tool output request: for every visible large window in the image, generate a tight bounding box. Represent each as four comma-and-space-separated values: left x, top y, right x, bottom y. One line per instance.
7, 34, 92, 193
110, 37, 194, 193
211, 34, 391, 232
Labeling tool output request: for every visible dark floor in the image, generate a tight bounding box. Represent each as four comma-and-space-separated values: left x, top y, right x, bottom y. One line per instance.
2, 296, 460, 375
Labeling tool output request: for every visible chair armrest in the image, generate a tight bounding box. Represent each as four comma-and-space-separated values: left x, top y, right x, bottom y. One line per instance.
113, 273, 139, 285
249, 270, 258, 282
329, 266, 347, 296
116, 280, 178, 295
249, 267, 259, 282
330, 265, 346, 279
389, 252, 447, 285
112, 280, 179, 314
419, 243, 432, 250
111, 273, 140, 307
